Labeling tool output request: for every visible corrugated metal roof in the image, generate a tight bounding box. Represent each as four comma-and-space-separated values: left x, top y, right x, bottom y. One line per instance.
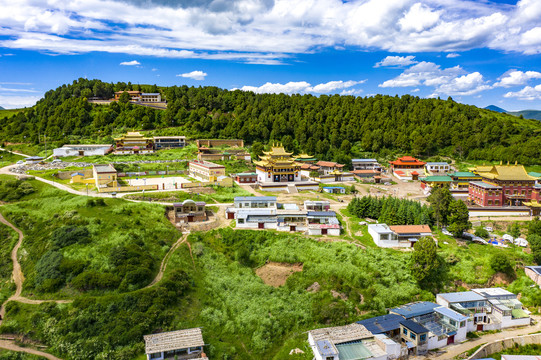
434, 306, 469, 322
437, 291, 486, 303
400, 319, 428, 334
307, 211, 336, 217
357, 314, 403, 334
234, 196, 276, 201
391, 301, 440, 319
526, 266, 541, 275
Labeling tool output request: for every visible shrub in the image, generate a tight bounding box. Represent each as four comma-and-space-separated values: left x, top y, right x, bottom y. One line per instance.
71, 270, 121, 291
474, 227, 489, 239
34, 250, 65, 292
51, 225, 90, 248
490, 253, 514, 277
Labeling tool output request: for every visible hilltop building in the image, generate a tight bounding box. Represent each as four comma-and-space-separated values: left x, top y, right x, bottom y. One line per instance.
114, 131, 154, 154
255, 144, 301, 184
173, 200, 207, 223
188, 160, 226, 182
153, 136, 186, 149
53, 144, 113, 157
368, 224, 433, 248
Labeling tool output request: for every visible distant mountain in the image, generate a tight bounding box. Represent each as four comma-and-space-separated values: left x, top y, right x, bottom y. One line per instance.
508, 110, 541, 121
484, 105, 507, 113
0, 106, 4, 110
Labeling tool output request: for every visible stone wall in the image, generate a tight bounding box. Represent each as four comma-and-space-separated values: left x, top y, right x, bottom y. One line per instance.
468, 332, 540, 359
196, 139, 244, 147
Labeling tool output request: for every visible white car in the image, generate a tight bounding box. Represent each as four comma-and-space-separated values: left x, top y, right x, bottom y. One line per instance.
52, 159, 62, 163
442, 228, 452, 236
16, 160, 24, 165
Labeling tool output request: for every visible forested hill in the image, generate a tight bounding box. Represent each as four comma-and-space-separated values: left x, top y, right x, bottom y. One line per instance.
1, 78, 541, 164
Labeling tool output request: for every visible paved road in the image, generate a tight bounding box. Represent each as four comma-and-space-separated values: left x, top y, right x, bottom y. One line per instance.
431, 316, 541, 359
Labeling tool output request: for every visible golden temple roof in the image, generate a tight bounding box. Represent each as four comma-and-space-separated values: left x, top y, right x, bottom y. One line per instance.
471, 164, 536, 181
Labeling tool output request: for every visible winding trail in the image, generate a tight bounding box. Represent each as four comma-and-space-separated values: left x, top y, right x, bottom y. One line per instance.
0, 340, 63, 360
145, 233, 189, 288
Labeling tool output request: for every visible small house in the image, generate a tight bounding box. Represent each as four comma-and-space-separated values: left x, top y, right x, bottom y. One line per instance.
425, 162, 450, 175
322, 186, 345, 194
188, 160, 226, 182
352, 159, 382, 171
53, 144, 113, 157
174, 200, 207, 223
143, 328, 207, 360
315, 161, 345, 175
368, 224, 432, 248
399, 320, 429, 355
306, 211, 340, 236
153, 136, 186, 149
304, 200, 330, 212
436, 292, 489, 332
25, 156, 44, 164
141, 93, 162, 102
235, 172, 257, 184
92, 164, 118, 188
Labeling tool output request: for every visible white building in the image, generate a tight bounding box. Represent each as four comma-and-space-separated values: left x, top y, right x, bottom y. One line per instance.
352, 159, 382, 171
308, 323, 400, 360
436, 289, 530, 332
144, 328, 207, 360
141, 93, 162, 102
368, 224, 432, 248
153, 136, 186, 149
53, 144, 113, 157
425, 162, 451, 175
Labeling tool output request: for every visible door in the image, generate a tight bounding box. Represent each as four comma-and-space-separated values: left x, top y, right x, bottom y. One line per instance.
447, 335, 455, 345
188, 215, 194, 222
227, 212, 235, 219
322, 228, 328, 235
477, 324, 483, 331
78, 150, 84, 156
290, 225, 296, 232
258, 222, 264, 229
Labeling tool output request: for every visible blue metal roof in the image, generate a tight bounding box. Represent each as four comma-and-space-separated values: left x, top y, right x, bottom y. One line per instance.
390, 302, 440, 319
400, 319, 428, 334
234, 196, 276, 201
526, 266, 541, 275
357, 314, 403, 334
437, 291, 486, 303
323, 186, 345, 189
307, 211, 336, 217
316, 340, 337, 357
434, 306, 469, 322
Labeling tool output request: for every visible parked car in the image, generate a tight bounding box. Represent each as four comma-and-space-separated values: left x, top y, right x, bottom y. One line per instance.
442, 228, 452, 236
16, 160, 24, 165
52, 159, 62, 163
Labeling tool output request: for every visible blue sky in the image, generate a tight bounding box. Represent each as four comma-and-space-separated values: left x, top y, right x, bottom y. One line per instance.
1, 0, 541, 110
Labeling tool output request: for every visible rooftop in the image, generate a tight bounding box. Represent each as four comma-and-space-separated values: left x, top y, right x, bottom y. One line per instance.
426, 162, 449, 166
437, 291, 486, 303
471, 288, 515, 299
234, 196, 276, 202
449, 172, 480, 178
526, 266, 541, 275
470, 181, 502, 189
189, 160, 225, 169
153, 136, 186, 139
422, 176, 453, 182
63, 144, 112, 148
368, 224, 394, 234
357, 314, 404, 334
389, 225, 432, 235
316, 160, 344, 168
309, 323, 372, 344
400, 319, 429, 334
93, 164, 116, 173
173, 199, 206, 207
391, 301, 440, 319
472, 164, 537, 181
144, 328, 204, 354
434, 306, 469, 322
307, 211, 336, 217
352, 158, 378, 162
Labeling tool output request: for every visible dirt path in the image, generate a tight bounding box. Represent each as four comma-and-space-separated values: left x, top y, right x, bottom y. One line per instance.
431, 315, 541, 359
0, 212, 73, 324
145, 233, 188, 288
0, 340, 63, 360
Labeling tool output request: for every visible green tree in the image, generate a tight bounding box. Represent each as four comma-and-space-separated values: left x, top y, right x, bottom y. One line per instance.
507, 222, 521, 238
474, 227, 489, 239
427, 186, 453, 228
529, 217, 541, 237
410, 237, 441, 287
251, 141, 264, 160
119, 91, 130, 104
490, 253, 514, 277
447, 200, 471, 237
528, 234, 541, 265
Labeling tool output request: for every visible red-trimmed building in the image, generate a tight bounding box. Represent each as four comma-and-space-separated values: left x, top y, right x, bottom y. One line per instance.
468, 164, 538, 207
390, 156, 426, 181
235, 172, 257, 184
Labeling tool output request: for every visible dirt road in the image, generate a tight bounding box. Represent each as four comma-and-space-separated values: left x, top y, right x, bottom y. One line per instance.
0, 340, 63, 360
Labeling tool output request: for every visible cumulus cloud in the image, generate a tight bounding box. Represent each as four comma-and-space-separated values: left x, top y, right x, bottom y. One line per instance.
0, 0, 540, 62
120, 60, 140, 66
236, 79, 362, 95
379, 61, 491, 95
494, 70, 541, 87
0, 95, 42, 109
504, 85, 541, 100
374, 56, 417, 68
446, 53, 460, 58
177, 70, 207, 80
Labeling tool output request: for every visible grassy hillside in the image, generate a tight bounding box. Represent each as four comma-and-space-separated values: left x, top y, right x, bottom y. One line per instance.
0, 108, 23, 120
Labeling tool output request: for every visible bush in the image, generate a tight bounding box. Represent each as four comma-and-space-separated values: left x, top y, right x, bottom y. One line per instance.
71, 270, 121, 291
474, 227, 489, 239
51, 225, 90, 248
34, 250, 64, 292
490, 253, 514, 276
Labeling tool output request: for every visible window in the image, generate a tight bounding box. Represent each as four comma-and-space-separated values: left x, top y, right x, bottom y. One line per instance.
403, 328, 408, 335
460, 321, 466, 328
411, 333, 416, 340
420, 334, 426, 342
450, 320, 457, 327
488, 200, 492, 205
150, 353, 161, 359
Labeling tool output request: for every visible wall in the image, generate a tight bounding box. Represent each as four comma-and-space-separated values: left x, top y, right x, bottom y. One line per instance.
57, 169, 93, 180
196, 139, 244, 147
98, 185, 158, 193
468, 333, 541, 359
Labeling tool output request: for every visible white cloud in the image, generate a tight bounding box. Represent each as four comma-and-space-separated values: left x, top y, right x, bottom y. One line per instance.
236, 79, 362, 94
0, 95, 41, 109
446, 53, 460, 58
374, 56, 417, 68
177, 70, 207, 80
504, 84, 541, 100
379, 61, 491, 95
0, 0, 539, 62
119, 60, 140, 66
151, 68, 158, 71
494, 70, 541, 87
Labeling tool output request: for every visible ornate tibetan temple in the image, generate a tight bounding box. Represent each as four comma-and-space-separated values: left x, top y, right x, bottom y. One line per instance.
114, 131, 154, 154
254, 144, 302, 183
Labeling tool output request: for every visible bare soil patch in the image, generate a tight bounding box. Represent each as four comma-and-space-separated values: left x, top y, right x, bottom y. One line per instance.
255, 262, 303, 287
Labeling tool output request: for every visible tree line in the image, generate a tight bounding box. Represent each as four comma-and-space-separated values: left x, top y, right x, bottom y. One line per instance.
1, 78, 541, 164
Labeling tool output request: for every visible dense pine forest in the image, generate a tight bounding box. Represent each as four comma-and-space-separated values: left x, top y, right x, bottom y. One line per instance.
1, 78, 541, 164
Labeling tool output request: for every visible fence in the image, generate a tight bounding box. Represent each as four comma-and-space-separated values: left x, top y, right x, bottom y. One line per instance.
118, 170, 185, 177
468, 332, 540, 359
98, 185, 159, 193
